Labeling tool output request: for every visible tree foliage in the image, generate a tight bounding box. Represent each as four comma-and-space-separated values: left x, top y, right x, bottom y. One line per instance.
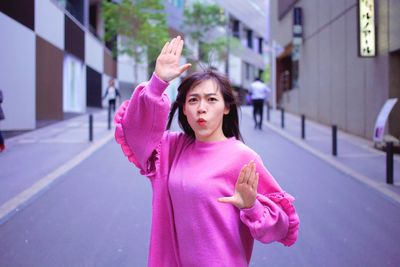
183, 2, 225, 41
183, 2, 234, 65
263, 64, 270, 84
102, 0, 169, 79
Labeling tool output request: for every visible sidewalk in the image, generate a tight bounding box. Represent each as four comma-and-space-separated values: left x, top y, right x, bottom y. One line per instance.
241, 106, 400, 203
0, 108, 115, 223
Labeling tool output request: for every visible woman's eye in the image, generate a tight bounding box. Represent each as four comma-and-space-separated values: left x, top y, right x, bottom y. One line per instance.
209, 97, 218, 102
188, 98, 197, 103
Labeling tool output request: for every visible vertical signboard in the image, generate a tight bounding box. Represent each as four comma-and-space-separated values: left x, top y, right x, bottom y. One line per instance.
292, 7, 302, 89
293, 7, 302, 46
358, 0, 376, 57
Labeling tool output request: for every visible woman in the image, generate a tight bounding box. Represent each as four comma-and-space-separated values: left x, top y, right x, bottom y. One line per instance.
115, 36, 299, 267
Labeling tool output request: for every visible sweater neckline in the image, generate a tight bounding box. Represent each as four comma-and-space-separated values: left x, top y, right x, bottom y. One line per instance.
194, 136, 236, 149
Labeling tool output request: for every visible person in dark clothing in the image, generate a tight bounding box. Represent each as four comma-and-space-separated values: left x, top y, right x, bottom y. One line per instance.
249, 77, 270, 130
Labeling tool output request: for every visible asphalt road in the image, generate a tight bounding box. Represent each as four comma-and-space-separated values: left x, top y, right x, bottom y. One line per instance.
0, 111, 399, 267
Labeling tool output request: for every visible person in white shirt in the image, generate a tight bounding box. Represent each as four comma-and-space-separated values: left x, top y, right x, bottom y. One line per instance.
103, 79, 121, 112
249, 77, 270, 130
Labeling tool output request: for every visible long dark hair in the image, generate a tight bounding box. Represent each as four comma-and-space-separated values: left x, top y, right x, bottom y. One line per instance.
166, 70, 243, 141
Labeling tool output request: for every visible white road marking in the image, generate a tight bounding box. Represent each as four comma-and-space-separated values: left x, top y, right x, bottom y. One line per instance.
0, 132, 114, 223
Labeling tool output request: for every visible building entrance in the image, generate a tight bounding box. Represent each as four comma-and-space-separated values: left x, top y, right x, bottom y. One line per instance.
389, 50, 400, 139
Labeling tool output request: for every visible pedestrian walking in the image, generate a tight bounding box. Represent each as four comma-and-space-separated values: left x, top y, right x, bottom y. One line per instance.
103, 78, 121, 112
249, 76, 270, 130
0, 89, 5, 152
114, 36, 299, 267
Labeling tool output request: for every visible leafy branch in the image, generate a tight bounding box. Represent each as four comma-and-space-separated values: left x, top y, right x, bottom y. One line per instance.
102, 0, 169, 81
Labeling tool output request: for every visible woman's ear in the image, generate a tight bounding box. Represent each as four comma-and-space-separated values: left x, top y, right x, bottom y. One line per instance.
224, 106, 230, 115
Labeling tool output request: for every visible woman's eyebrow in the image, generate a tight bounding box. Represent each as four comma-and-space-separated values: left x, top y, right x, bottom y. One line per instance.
188, 93, 218, 97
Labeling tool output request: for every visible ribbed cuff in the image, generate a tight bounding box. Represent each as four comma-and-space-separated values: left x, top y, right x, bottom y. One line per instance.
147, 73, 169, 97
240, 199, 264, 221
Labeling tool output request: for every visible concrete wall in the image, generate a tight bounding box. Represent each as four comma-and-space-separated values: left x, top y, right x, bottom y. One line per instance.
214, 0, 268, 40
35, 0, 64, 50
270, 0, 393, 139
85, 32, 104, 73
0, 12, 36, 130
0, 0, 123, 130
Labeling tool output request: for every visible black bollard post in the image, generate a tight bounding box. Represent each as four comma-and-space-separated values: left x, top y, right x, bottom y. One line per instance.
301, 114, 305, 139
281, 108, 285, 129
386, 142, 394, 184
332, 125, 337, 156
89, 114, 93, 142
266, 103, 270, 121
108, 105, 111, 130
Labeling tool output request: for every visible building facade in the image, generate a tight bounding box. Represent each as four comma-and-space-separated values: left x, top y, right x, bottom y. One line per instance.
270, 0, 400, 140
214, 0, 268, 92
0, 0, 146, 131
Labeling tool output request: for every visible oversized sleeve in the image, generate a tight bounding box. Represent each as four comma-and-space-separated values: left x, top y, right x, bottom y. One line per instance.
114, 73, 170, 177
239, 156, 300, 247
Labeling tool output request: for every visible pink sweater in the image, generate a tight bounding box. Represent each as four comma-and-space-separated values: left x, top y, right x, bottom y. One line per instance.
115, 74, 299, 267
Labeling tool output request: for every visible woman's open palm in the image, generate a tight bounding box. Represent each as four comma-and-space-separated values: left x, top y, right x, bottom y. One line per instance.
218, 160, 259, 209
155, 36, 191, 82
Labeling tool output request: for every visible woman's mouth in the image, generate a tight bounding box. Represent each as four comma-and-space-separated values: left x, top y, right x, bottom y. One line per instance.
197, 119, 206, 126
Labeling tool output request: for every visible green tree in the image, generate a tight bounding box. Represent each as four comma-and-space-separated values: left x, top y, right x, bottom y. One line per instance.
263, 64, 270, 84
183, 2, 224, 41
102, 0, 169, 83
183, 2, 239, 69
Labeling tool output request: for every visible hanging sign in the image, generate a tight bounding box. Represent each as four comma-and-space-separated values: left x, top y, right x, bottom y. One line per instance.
293, 7, 302, 46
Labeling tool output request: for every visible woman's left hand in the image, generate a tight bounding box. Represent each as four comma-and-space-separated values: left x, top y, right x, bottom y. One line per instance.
218, 160, 259, 209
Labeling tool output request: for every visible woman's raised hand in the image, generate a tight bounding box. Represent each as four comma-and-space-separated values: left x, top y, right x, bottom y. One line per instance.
218, 160, 259, 209
155, 36, 191, 82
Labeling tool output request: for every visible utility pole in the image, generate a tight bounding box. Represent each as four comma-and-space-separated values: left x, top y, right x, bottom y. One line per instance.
271, 40, 277, 110
225, 10, 230, 77
271, 40, 283, 110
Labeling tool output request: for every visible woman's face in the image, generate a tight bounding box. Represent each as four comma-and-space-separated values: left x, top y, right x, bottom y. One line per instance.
183, 79, 230, 142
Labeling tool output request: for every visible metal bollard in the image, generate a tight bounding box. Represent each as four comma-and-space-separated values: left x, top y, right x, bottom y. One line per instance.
301, 114, 305, 139
332, 125, 337, 156
266, 104, 270, 121
89, 114, 93, 142
281, 108, 285, 129
108, 105, 111, 130
386, 142, 394, 184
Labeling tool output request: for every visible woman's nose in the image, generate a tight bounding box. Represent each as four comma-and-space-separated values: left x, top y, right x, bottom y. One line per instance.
197, 101, 206, 113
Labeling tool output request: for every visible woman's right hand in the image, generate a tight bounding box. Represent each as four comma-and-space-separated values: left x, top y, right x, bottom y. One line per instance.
154, 36, 191, 83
